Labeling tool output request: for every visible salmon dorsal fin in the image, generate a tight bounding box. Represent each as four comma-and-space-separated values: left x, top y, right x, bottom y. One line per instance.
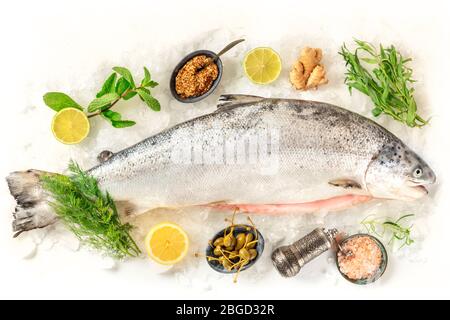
216, 94, 264, 111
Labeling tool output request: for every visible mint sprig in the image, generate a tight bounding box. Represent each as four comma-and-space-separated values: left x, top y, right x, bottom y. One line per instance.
43, 66, 160, 128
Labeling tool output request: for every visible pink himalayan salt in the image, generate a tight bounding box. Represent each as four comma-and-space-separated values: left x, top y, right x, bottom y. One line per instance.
337, 236, 382, 280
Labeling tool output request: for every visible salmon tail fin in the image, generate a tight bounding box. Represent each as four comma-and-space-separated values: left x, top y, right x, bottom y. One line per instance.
6, 169, 58, 237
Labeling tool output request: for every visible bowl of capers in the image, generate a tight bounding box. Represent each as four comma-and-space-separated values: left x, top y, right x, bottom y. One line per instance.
206, 223, 265, 277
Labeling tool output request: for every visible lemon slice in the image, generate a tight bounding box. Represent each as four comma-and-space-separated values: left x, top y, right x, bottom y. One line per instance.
145, 222, 189, 265
243, 47, 282, 84
51, 108, 90, 144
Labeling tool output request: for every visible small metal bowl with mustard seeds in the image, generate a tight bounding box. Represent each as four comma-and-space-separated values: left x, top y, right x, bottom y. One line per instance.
170, 50, 223, 103
170, 39, 244, 103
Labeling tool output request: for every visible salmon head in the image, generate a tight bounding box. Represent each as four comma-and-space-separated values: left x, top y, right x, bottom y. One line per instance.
364, 141, 436, 201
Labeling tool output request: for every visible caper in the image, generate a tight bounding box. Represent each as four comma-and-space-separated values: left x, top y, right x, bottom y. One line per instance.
245, 232, 254, 244
223, 234, 235, 247
249, 249, 257, 260
246, 240, 257, 249
235, 233, 246, 250
213, 246, 223, 256
239, 248, 250, 261
213, 237, 224, 247
222, 259, 232, 271
228, 251, 239, 259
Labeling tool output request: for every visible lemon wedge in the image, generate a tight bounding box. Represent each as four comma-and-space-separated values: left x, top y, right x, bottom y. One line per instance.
145, 222, 189, 265
51, 108, 90, 144
243, 47, 282, 84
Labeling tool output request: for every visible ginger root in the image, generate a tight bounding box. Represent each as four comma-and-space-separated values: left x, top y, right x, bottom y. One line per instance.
290, 47, 328, 90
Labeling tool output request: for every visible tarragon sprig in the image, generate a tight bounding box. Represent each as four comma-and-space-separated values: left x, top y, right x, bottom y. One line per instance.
361, 214, 415, 249
43, 66, 160, 128
339, 39, 428, 128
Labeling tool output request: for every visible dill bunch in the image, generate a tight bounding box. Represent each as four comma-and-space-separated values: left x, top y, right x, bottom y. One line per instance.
41, 161, 141, 259
340, 39, 428, 128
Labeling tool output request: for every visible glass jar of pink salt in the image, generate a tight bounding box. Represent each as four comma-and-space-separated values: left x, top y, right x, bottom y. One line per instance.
336, 234, 387, 285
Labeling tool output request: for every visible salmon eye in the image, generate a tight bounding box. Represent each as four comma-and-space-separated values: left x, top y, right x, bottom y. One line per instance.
413, 167, 423, 178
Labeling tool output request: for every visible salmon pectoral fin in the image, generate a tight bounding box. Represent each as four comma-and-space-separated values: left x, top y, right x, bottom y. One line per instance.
328, 179, 362, 190
203, 194, 373, 215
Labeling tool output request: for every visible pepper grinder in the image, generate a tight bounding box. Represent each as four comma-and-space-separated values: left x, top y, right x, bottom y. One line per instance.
271, 228, 338, 277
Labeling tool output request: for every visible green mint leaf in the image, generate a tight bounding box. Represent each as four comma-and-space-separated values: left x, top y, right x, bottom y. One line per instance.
136, 87, 150, 102
101, 110, 135, 128
123, 91, 137, 100
88, 92, 119, 112
136, 88, 160, 111
43, 92, 82, 112
112, 120, 136, 128
138, 86, 150, 94
112, 67, 135, 88
115, 77, 130, 96
101, 109, 122, 122
96, 73, 117, 98
141, 67, 152, 86
146, 80, 159, 88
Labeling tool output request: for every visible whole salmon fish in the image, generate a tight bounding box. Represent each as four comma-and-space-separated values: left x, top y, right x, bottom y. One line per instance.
7, 95, 436, 236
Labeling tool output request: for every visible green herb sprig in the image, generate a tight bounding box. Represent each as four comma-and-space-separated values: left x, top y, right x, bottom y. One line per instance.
41, 161, 141, 259
361, 214, 415, 248
43, 66, 160, 128
339, 39, 427, 128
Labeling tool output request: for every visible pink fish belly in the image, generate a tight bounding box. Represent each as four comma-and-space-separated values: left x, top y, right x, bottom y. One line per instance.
203, 194, 373, 214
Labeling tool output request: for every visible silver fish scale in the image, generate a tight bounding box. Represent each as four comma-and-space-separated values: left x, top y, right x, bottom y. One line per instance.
87, 97, 397, 211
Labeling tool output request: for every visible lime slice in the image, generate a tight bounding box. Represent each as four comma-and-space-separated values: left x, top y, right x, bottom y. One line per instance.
51, 108, 90, 144
243, 47, 282, 84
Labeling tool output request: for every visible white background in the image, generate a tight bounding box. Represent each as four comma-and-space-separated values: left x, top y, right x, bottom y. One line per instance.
0, 0, 449, 299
